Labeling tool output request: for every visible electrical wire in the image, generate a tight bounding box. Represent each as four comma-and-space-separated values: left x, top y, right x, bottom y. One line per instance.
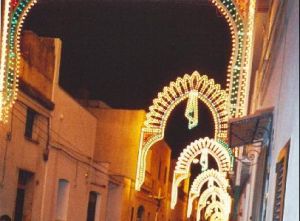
9, 105, 109, 176
12, 102, 108, 170
15, 97, 90, 156
14, 110, 103, 172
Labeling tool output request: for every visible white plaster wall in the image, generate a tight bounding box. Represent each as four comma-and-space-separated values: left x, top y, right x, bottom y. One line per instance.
52, 85, 98, 158
0, 90, 109, 221
277, 1, 299, 220
0, 31, 109, 221
256, 0, 299, 220
105, 182, 124, 221
44, 86, 109, 221
0, 93, 50, 220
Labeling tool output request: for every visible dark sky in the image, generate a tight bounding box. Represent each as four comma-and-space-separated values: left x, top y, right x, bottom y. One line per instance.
24, 1, 231, 158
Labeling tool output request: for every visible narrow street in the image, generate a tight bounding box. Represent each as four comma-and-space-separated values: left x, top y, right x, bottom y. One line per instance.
0, 0, 299, 221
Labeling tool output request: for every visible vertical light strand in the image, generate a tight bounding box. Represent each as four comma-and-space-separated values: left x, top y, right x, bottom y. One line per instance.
238, 0, 257, 116
0, 0, 12, 121
0, 0, 38, 122
211, 0, 245, 117
185, 90, 199, 129
200, 148, 209, 172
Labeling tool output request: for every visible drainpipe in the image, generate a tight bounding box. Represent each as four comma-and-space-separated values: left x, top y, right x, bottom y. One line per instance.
40, 116, 51, 221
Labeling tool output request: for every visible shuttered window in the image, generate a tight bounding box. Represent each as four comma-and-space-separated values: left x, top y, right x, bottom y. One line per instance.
25, 108, 36, 139
272, 141, 289, 221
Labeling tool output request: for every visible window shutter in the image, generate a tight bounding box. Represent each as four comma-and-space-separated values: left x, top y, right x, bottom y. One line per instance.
272, 141, 289, 221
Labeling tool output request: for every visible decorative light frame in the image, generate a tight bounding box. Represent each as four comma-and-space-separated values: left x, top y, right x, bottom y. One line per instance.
205, 211, 224, 221
0, 0, 256, 122
204, 201, 227, 220
134, 0, 257, 190
210, 0, 245, 117
196, 186, 231, 221
237, 0, 257, 116
0, 0, 38, 122
171, 137, 232, 209
0, 7, 255, 220
136, 72, 230, 190
187, 169, 229, 217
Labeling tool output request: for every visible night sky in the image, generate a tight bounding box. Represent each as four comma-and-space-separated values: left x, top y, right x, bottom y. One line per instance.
23, 0, 231, 159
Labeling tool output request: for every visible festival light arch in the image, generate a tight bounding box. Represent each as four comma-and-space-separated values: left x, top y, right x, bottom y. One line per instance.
196, 187, 231, 221
171, 138, 233, 208
136, 72, 230, 190
204, 201, 227, 221
207, 211, 224, 221
0, 0, 37, 122
1, 0, 255, 122
186, 169, 229, 216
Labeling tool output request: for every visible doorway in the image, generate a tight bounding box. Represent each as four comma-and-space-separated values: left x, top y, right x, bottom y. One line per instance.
13, 169, 34, 221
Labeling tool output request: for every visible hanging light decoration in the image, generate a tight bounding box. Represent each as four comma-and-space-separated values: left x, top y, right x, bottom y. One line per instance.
185, 90, 199, 129
200, 147, 209, 172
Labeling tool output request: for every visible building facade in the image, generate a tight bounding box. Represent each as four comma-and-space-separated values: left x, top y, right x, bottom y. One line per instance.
0, 31, 109, 221
87, 104, 188, 221
1, 0, 298, 220
0, 31, 187, 221
230, 0, 299, 220
166, 160, 189, 221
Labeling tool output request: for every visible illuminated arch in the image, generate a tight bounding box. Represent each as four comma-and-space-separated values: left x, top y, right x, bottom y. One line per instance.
204, 201, 227, 220
187, 169, 229, 216
0, 0, 38, 122
144, 72, 229, 138
196, 187, 231, 221
0, 0, 255, 122
207, 211, 224, 221
171, 137, 233, 209
136, 72, 230, 190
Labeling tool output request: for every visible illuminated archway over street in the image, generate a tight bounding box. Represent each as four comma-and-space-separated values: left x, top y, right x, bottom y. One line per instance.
135, 72, 230, 190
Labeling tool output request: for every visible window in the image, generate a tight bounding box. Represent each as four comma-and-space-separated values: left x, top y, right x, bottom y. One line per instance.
86, 191, 101, 221
136, 205, 145, 221
13, 169, 34, 221
24, 108, 37, 139
55, 179, 70, 221
272, 141, 290, 221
